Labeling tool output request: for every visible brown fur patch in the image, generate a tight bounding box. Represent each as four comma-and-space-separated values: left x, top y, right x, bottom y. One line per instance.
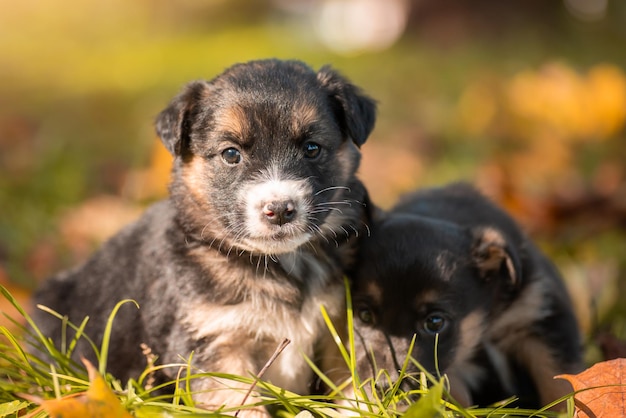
473, 226, 517, 283
488, 278, 574, 408
488, 280, 548, 347
336, 139, 361, 181
480, 227, 506, 246
414, 289, 440, 307
512, 337, 574, 409
214, 104, 250, 139
365, 280, 383, 306
435, 251, 457, 282
448, 310, 487, 373
444, 310, 489, 406
291, 101, 319, 134
183, 155, 211, 202
187, 247, 304, 306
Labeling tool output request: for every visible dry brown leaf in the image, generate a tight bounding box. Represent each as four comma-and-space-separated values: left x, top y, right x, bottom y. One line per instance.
556, 358, 626, 418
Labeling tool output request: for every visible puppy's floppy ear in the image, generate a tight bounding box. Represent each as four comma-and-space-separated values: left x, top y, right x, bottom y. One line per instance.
471, 227, 521, 285
317, 66, 377, 147
155, 81, 211, 156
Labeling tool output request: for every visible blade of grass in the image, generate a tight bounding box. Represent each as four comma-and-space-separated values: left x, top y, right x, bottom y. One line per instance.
0, 326, 41, 383
343, 278, 357, 377
176, 351, 196, 407
0, 286, 58, 359
99, 299, 139, 376
235, 338, 290, 416
35, 304, 99, 368
384, 334, 418, 404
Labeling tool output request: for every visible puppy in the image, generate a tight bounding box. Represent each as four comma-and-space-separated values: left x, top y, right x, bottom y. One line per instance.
31, 59, 376, 416
348, 182, 583, 409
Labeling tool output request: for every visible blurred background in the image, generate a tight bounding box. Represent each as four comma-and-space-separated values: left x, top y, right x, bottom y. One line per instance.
1, 0, 625, 364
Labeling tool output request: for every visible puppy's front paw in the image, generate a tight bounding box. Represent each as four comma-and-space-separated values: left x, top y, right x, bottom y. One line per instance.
192, 378, 271, 418
231, 407, 271, 418
195, 400, 271, 418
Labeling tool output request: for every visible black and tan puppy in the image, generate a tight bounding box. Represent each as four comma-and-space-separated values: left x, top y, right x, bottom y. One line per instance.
348, 183, 583, 409
32, 59, 376, 416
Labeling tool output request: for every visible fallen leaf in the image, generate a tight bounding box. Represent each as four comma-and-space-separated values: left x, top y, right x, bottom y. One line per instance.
556, 358, 626, 418
0, 400, 30, 416
41, 359, 132, 418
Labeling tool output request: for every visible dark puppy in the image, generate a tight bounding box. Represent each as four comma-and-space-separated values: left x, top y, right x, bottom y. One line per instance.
32, 59, 376, 416
348, 183, 583, 409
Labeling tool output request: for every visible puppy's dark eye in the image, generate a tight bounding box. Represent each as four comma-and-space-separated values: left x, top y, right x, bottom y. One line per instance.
423, 314, 446, 334
222, 148, 242, 165
357, 308, 375, 324
303, 142, 321, 159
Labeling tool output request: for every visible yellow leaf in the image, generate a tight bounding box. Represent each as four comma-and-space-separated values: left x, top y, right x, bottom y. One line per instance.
41, 396, 90, 418
42, 359, 133, 418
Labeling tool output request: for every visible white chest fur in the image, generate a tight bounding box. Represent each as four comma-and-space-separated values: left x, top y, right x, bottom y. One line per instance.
180, 254, 345, 394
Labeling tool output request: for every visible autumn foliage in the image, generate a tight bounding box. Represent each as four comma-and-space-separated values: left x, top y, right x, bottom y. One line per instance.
1, 1, 626, 416
557, 358, 626, 418
37, 360, 133, 418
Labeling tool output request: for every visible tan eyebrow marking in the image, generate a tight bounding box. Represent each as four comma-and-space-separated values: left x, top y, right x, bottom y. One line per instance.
214, 104, 250, 139
292, 101, 320, 134
365, 280, 383, 306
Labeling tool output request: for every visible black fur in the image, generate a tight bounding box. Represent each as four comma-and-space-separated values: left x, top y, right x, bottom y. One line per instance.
348, 182, 583, 409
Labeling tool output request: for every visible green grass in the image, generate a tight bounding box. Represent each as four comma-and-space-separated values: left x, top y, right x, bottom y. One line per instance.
0, 283, 574, 417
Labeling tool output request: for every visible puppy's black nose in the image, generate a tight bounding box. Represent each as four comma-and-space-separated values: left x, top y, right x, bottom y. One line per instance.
263, 200, 296, 226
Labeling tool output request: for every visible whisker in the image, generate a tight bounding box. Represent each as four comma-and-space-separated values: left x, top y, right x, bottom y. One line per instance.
316, 201, 353, 207
199, 212, 234, 242
308, 224, 329, 245
305, 240, 319, 255
314, 186, 351, 196
310, 207, 343, 215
